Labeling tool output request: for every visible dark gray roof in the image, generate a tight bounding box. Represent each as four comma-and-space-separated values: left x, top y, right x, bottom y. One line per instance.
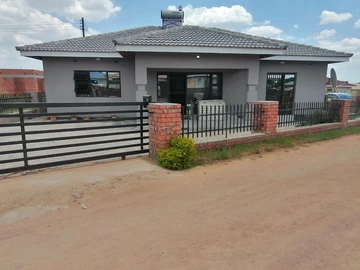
16, 26, 162, 52
114, 25, 285, 49
282, 42, 352, 57
16, 25, 353, 58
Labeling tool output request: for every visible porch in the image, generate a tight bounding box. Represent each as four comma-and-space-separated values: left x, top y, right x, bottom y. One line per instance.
146, 70, 251, 106
133, 53, 260, 104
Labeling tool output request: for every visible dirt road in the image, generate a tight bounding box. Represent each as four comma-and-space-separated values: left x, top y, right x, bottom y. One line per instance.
1, 135, 360, 270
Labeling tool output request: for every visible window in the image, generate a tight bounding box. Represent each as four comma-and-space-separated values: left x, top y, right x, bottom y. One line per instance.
266, 73, 296, 105
157, 72, 222, 104
74, 71, 121, 97
157, 74, 169, 102
211, 74, 222, 99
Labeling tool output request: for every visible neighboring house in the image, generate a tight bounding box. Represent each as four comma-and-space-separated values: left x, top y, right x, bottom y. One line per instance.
0, 69, 44, 94
352, 83, 360, 98
325, 77, 356, 95
15, 10, 352, 112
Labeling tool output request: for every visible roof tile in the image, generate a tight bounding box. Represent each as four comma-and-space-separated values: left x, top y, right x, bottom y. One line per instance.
16, 25, 353, 58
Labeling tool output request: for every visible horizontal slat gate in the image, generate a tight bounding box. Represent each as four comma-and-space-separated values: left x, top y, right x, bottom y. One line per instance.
0, 102, 149, 174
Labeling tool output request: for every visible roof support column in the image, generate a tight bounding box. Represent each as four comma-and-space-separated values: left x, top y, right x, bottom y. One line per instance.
246, 65, 259, 103
136, 84, 148, 102
247, 84, 258, 102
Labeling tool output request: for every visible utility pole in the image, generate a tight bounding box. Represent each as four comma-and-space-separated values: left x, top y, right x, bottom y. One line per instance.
80, 18, 85, 37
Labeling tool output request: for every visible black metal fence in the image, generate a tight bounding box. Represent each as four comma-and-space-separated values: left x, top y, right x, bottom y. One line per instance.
278, 102, 340, 128
0, 93, 32, 113
0, 102, 149, 174
349, 101, 360, 120
182, 103, 262, 138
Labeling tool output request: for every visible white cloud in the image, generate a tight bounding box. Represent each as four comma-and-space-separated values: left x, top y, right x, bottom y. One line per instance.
253, 20, 271, 26
355, 19, 360, 29
318, 38, 360, 52
168, 5, 253, 26
293, 24, 299, 29
314, 29, 336, 40
318, 37, 359, 83
167, 5, 295, 40
0, 0, 108, 69
242, 25, 283, 38
320, 10, 352, 25
328, 52, 360, 83
23, 0, 121, 22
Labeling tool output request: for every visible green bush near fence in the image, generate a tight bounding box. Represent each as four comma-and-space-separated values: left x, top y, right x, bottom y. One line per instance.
158, 137, 196, 170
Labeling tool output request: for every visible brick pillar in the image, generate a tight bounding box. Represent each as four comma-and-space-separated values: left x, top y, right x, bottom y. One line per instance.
332, 99, 351, 125
148, 103, 182, 159
253, 101, 279, 133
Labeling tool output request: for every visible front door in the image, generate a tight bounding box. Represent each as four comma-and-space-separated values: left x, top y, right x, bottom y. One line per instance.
169, 73, 187, 107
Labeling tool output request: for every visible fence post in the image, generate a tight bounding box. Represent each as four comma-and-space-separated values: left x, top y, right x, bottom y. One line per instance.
19, 107, 29, 168
253, 101, 279, 133
332, 99, 351, 125
148, 103, 182, 159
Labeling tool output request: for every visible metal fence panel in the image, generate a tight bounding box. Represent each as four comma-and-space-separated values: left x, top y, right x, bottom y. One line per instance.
278, 101, 340, 128
0, 102, 149, 174
350, 101, 360, 120
182, 103, 262, 138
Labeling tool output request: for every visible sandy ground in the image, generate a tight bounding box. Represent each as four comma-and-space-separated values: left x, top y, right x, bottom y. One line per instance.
0, 135, 360, 270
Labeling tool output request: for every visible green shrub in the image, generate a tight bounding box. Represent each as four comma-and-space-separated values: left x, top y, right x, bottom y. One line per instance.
158, 137, 196, 170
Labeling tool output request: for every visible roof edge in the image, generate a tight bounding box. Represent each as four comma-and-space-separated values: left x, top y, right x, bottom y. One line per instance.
115, 44, 285, 55
261, 55, 351, 63
19, 51, 123, 59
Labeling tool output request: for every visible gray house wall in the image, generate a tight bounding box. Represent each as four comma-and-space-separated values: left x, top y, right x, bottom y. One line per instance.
42, 55, 329, 113
223, 70, 247, 105
135, 53, 260, 85
43, 57, 136, 113
146, 68, 248, 104
258, 61, 328, 102
135, 53, 259, 104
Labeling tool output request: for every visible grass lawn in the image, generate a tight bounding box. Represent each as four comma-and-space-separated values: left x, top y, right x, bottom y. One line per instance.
194, 126, 360, 165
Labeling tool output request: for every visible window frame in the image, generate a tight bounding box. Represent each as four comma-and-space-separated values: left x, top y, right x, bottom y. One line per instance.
266, 72, 297, 105
156, 72, 223, 101
74, 70, 121, 98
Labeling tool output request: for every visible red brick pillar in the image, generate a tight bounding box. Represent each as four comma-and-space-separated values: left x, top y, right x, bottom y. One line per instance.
332, 99, 351, 125
253, 101, 279, 133
148, 103, 182, 159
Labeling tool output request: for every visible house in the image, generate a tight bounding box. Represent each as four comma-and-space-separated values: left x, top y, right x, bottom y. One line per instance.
0, 69, 44, 94
352, 83, 360, 99
325, 77, 356, 95
15, 9, 352, 112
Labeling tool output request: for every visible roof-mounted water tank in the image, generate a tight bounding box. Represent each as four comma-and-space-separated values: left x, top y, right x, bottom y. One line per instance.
161, 7, 184, 28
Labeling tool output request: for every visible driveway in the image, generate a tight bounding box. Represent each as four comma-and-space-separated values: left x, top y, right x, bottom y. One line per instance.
1, 135, 360, 269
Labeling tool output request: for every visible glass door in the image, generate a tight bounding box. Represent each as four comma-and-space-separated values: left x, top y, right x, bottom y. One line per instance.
266, 73, 296, 114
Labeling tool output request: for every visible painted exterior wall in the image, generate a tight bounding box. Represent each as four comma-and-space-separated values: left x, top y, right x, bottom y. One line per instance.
223, 70, 247, 105
41, 55, 330, 112
135, 53, 260, 85
42, 57, 136, 113
136, 53, 259, 104
258, 61, 328, 102
146, 69, 248, 104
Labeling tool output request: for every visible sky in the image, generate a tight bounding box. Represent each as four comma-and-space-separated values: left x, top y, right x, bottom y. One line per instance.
0, 0, 359, 83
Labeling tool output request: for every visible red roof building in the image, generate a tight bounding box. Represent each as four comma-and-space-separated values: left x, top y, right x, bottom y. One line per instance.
0, 69, 44, 94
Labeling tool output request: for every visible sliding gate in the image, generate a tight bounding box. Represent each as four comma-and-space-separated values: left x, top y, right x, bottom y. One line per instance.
0, 102, 149, 174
